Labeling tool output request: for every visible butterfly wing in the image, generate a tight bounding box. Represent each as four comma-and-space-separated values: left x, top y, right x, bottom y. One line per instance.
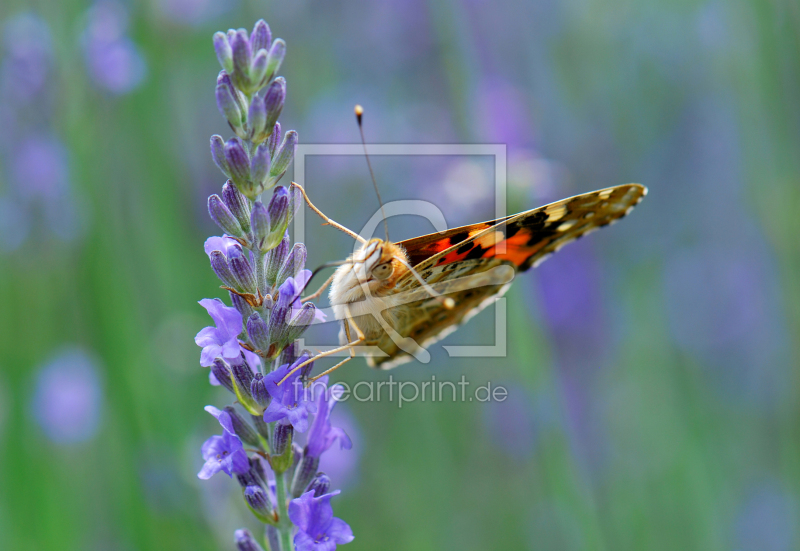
367, 184, 647, 369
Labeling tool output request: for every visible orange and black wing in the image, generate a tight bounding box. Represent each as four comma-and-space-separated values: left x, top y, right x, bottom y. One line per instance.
367, 184, 647, 369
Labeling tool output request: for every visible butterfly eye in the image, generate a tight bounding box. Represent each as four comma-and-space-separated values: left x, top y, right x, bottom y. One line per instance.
372, 262, 393, 280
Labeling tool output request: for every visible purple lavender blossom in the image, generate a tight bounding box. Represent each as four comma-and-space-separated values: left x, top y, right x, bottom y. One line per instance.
31, 347, 103, 444
198, 430, 249, 479
81, 1, 147, 94
195, 298, 243, 367
263, 355, 316, 432
306, 382, 352, 458
289, 490, 354, 551
204, 404, 238, 435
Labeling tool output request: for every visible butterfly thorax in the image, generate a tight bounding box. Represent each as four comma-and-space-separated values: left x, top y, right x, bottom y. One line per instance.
329, 238, 409, 339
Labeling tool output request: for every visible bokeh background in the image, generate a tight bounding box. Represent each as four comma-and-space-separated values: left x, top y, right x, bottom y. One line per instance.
1, 0, 798, 550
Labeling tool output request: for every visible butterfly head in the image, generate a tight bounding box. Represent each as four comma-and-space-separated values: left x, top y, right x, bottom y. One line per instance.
331, 238, 409, 302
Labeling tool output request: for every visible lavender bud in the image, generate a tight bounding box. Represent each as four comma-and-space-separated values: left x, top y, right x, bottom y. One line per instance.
267, 186, 290, 235
231, 357, 261, 415
244, 485, 273, 521
263, 78, 285, 132
221, 181, 251, 232
278, 341, 297, 368
265, 527, 280, 551
224, 138, 253, 195
266, 302, 289, 354
250, 20, 272, 53
218, 71, 246, 113
307, 473, 331, 497
215, 79, 243, 134
222, 405, 260, 447
268, 130, 298, 187
234, 529, 265, 551
213, 32, 234, 74
250, 372, 270, 408
208, 194, 244, 237
250, 49, 269, 89
284, 303, 316, 343
265, 38, 286, 83
228, 246, 258, 293
290, 452, 320, 497
272, 422, 293, 457
230, 290, 255, 319
276, 243, 307, 287
267, 122, 281, 156
251, 413, 270, 440
250, 144, 271, 194
247, 94, 267, 142
246, 312, 271, 352
265, 233, 290, 286
231, 30, 253, 89
287, 180, 303, 219
211, 358, 235, 394
210, 250, 237, 288
250, 201, 271, 250
210, 135, 230, 176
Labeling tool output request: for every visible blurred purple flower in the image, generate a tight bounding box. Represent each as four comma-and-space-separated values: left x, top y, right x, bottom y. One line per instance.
197, 429, 249, 479
481, 385, 538, 460
31, 346, 103, 444
317, 404, 360, 488
11, 135, 69, 200
1, 13, 51, 101
289, 490, 354, 551
81, 1, 147, 94
530, 239, 610, 466
664, 240, 789, 402
734, 480, 797, 551
195, 298, 243, 367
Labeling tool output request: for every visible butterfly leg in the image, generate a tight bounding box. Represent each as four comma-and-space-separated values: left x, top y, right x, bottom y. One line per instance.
302, 271, 336, 302
277, 305, 366, 385
291, 182, 366, 243
308, 310, 367, 382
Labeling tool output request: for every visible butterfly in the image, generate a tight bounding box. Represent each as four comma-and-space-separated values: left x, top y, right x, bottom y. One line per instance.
283, 181, 647, 382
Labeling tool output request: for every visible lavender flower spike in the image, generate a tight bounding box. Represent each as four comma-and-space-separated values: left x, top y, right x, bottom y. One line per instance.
196, 18, 349, 550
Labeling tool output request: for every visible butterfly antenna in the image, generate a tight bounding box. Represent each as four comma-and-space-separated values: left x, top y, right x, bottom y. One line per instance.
355, 105, 390, 242
395, 257, 455, 310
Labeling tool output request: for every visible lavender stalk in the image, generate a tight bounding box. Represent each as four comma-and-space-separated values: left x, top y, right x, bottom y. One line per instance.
194, 20, 353, 551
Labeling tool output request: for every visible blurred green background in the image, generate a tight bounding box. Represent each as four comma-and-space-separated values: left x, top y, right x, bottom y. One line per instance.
1, 0, 798, 550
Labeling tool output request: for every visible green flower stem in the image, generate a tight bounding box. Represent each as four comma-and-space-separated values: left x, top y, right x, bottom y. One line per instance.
273, 462, 293, 550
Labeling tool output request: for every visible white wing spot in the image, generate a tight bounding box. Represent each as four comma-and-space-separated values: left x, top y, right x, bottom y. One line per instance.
546, 204, 568, 221
557, 220, 578, 231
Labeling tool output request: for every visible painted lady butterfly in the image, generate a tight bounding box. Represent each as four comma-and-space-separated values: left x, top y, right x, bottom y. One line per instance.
283, 181, 647, 382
